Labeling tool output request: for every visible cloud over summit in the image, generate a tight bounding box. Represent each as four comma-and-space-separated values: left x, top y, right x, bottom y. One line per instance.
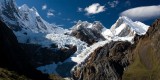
120, 5, 160, 21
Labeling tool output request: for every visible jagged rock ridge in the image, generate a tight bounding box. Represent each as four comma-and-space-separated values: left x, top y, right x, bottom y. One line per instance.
71, 21, 106, 45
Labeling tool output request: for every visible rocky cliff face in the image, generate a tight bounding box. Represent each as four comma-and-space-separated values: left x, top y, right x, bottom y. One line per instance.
72, 19, 160, 80
72, 41, 133, 80
0, 20, 50, 80
71, 21, 106, 45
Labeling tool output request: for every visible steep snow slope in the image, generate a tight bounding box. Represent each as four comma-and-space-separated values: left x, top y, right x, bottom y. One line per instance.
101, 16, 149, 42
15, 4, 70, 45
70, 40, 110, 64
18, 4, 67, 34
101, 29, 114, 40
109, 16, 149, 36
0, 0, 69, 45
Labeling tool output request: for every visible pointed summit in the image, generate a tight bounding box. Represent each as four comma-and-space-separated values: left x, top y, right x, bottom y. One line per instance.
19, 4, 30, 12
110, 16, 149, 37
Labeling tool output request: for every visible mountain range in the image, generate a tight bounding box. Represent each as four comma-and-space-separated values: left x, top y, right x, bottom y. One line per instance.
0, 0, 160, 80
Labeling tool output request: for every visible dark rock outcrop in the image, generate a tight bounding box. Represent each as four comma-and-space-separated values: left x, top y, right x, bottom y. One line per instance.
0, 20, 50, 80
71, 21, 106, 45
20, 43, 77, 67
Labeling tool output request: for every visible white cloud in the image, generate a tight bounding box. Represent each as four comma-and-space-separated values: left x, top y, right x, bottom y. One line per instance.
42, 4, 47, 10
78, 7, 83, 12
84, 3, 105, 15
47, 12, 54, 17
120, 5, 160, 21
108, 0, 119, 8
47, 9, 54, 18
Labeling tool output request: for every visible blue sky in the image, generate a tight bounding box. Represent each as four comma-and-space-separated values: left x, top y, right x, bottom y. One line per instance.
16, 0, 160, 29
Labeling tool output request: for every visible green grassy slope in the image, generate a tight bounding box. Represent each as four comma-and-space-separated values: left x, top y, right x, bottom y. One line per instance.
123, 19, 160, 80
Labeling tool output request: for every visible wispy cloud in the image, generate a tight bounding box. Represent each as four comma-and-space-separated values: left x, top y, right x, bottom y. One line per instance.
42, 4, 47, 10
108, 0, 119, 8
47, 12, 54, 18
77, 7, 83, 12
47, 9, 54, 18
84, 3, 106, 15
71, 20, 78, 24
120, 5, 160, 21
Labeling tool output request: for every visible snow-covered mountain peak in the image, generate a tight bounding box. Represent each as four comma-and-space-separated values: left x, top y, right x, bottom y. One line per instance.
19, 4, 40, 17
92, 21, 104, 31
109, 16, 149, 37
71, 16, 149, 44
110, 16, 132, 30
70, 20, 106, 45
30, 7, 40, 16
19, 4, 29, 11
72, 20, 105, 32
71, 20, 91, 29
